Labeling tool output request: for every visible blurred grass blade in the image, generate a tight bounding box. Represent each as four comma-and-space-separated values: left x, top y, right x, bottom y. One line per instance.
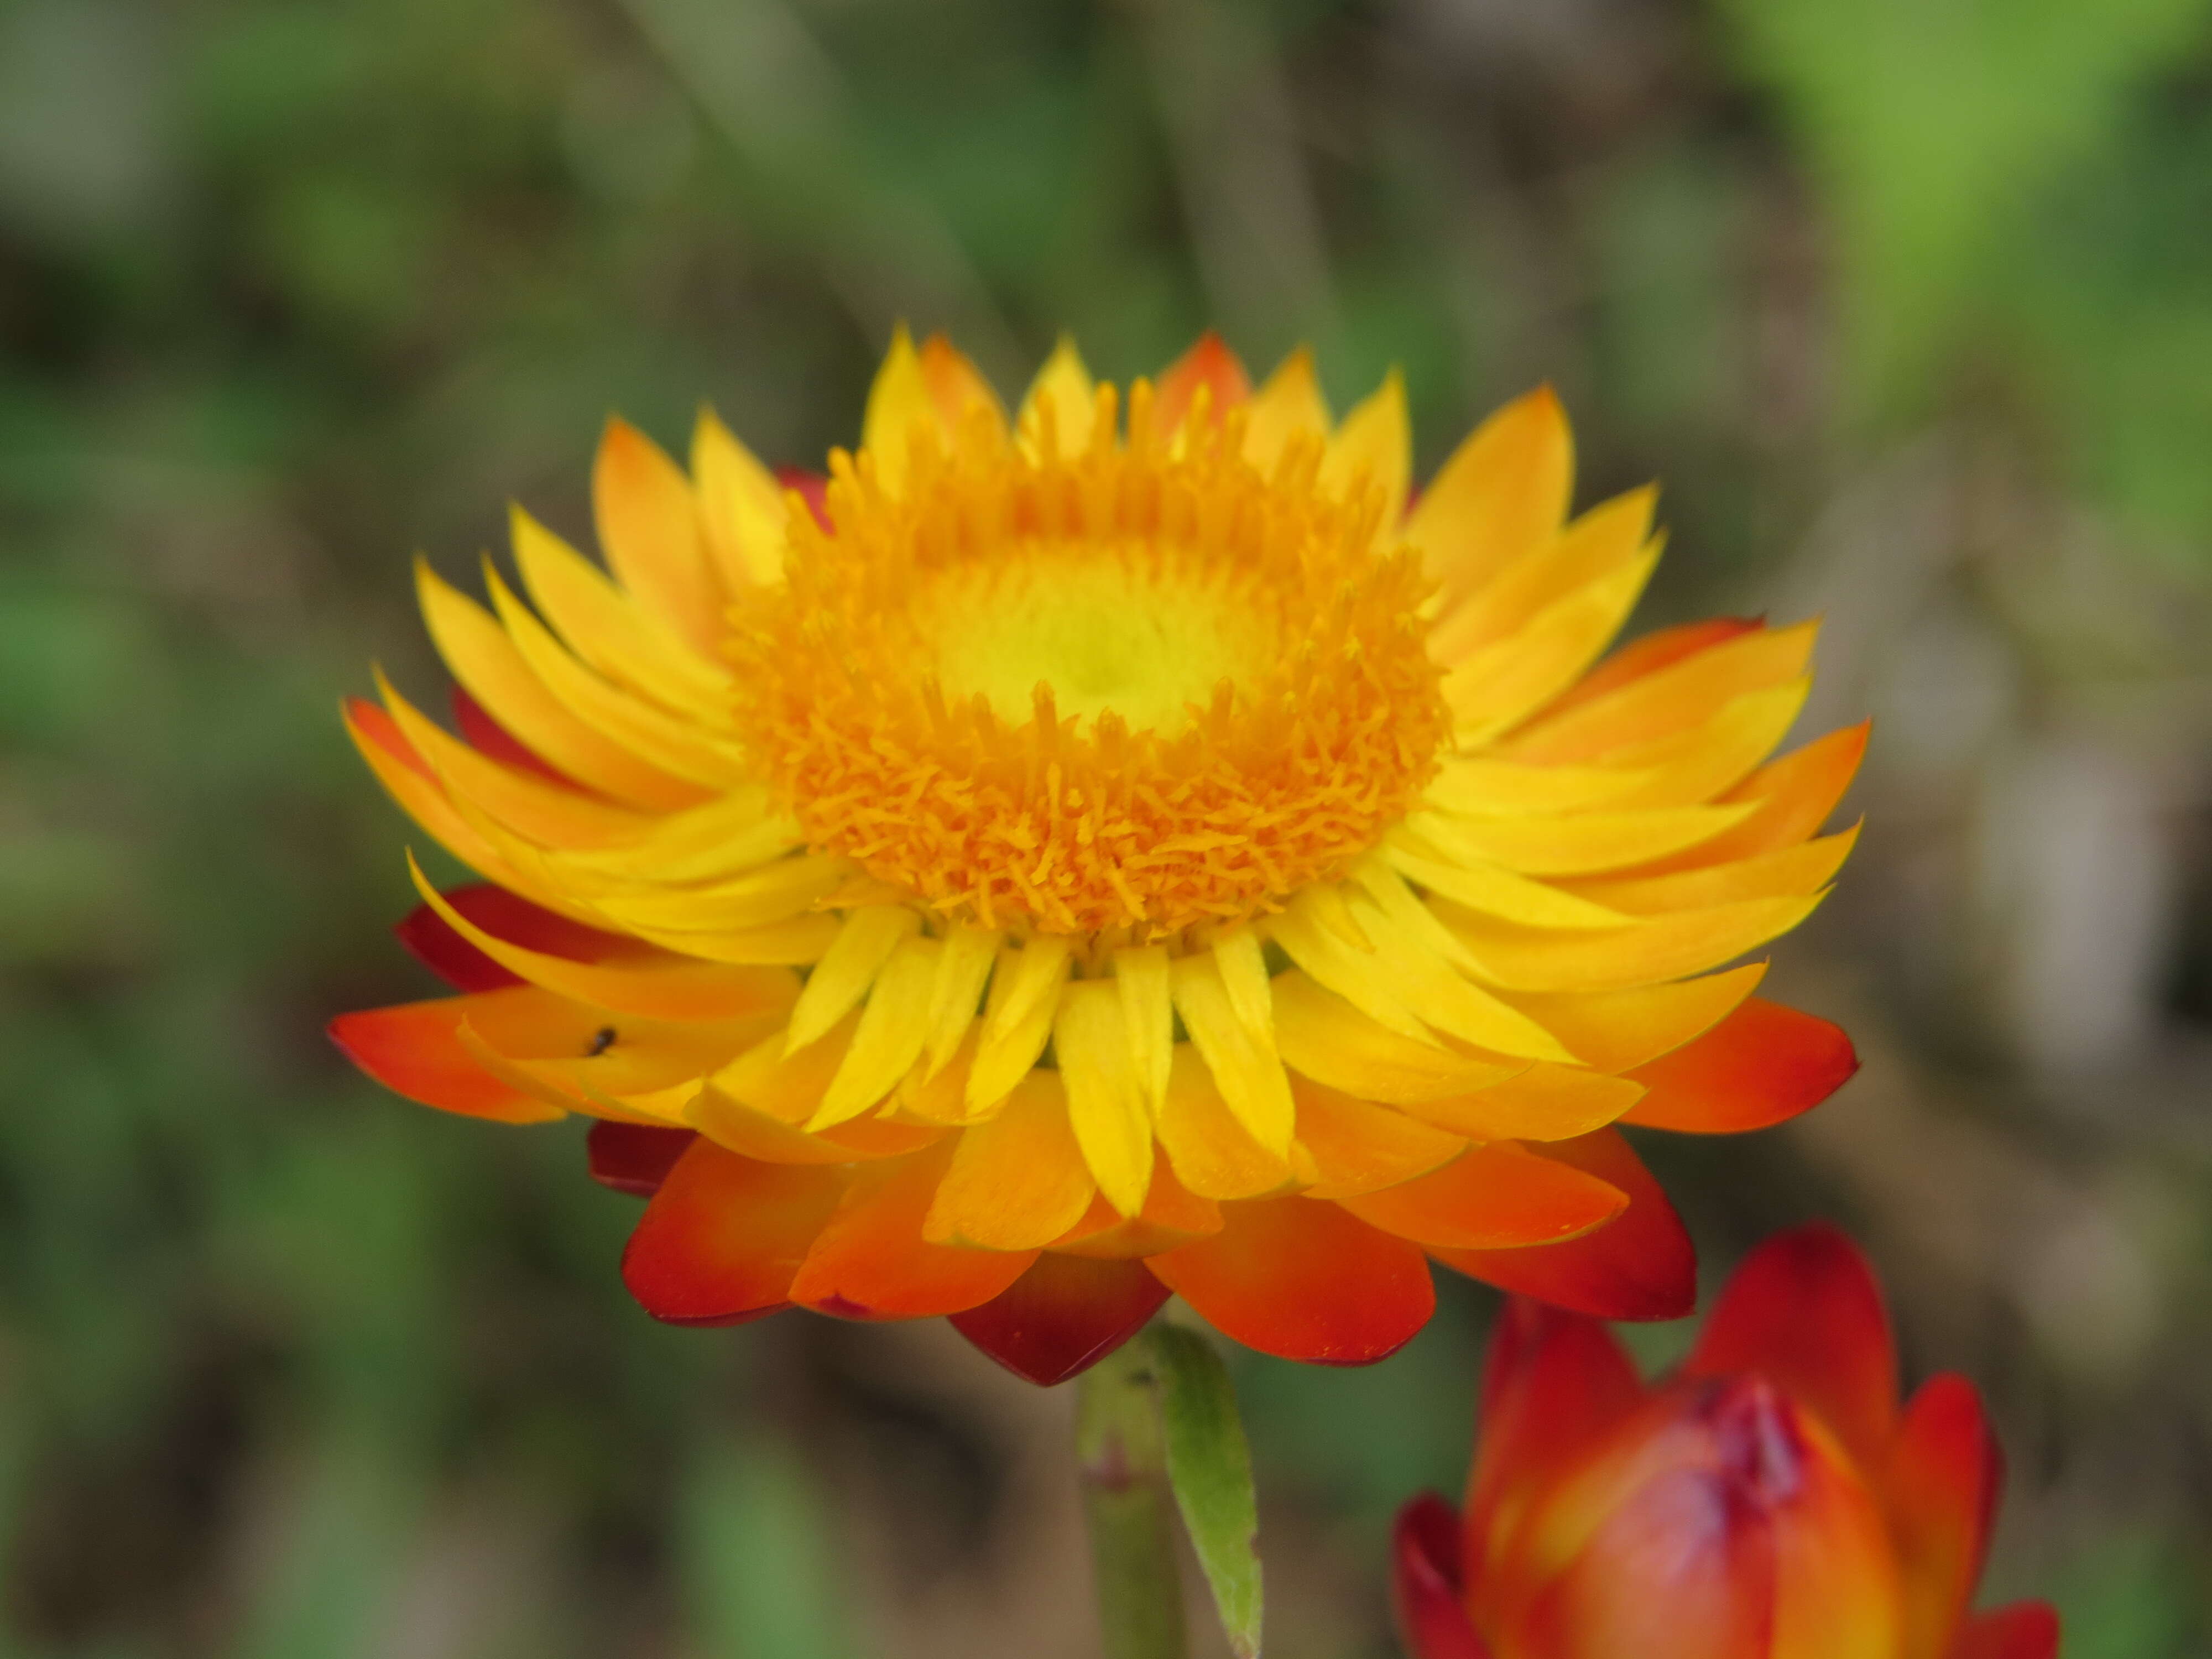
1150, 1326, 1262, 1659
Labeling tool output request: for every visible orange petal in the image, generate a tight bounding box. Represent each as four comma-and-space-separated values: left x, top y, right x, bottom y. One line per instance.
917, 333, 1008, 437
328, 999, 560, 1124
1391, 1494, 1494, 1659
1409, 386, 1574, 614
1538, 617, 1763, 723
1342, 1143, 1626, 1250
1054, 1157, 1224, 1259
1292, 1080, 1467, 1199
1623, 722, 1869, 878
587, 1120, 696, 1196
1462, 1300, 1644, 1598
948, 1253, 1171, 1387
1146, 1197, 1434, 1364
1498, 966, 1765, 1076
1432, 1129, 1693, 1320
594, 416, 725, 655
394, 881, 641, 994
620, 1139, 846, 1324
1508, 622, 1817, 764
1683, 1223, 1898, 1470
1952, 1604, 2060, 1659
924, 1072, 1097, 1250
1621, 998, 1858, 1133
787, 1142, 1037, 1319
1884, 1373, 2001, 1659
1151, 331, 1251, 437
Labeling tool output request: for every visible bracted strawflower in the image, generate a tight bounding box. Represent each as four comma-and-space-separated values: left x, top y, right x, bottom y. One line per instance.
332, 331, 1867, 1385
1390, 1225, 2059, 1659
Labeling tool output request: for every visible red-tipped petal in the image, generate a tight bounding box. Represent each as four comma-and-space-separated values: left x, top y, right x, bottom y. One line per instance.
1621, 999, 1859, 1134
1683, 1223, 1897, 1469
948, 1253, 1170, 1386
1887, 1373, 2003, 1659
1342, 1142, 1627, 1251
1465, 1300, 1645, 1588
394, 881, 638, 993
587, 1120, 697, 1197
451, 686, 579, 789
1146, 1197, 1435, 1365
1952, 1604, 2060, 1659
1431, 1130, 1694, 1321
789, 1144, 1037, 1320
621, 1139, 846, 1326
775, 466, 832, 532
328, 1000, 557, 1123
1393, 1494, 1493, 1659
1152, 331, 1253, 436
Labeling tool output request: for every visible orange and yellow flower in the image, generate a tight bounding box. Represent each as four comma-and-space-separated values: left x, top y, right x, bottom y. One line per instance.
1391, 1226, 2059, 1659
332, 330, 1866, 1383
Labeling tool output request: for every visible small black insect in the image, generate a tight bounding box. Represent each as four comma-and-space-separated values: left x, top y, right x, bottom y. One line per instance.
587, 1026, 617, 1057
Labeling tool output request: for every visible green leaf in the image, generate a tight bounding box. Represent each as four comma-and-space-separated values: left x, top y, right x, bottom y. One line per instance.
1149, 1325, 1263, 1659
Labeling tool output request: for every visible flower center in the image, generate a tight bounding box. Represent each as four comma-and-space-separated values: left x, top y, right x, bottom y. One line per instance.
728, 388, 1449, 938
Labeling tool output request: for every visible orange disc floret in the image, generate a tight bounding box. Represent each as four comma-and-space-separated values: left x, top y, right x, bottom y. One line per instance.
728, 385, 1451, 937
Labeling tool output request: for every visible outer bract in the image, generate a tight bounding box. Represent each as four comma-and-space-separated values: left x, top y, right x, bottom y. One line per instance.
331, 331, 1866, 1383
1391, 1225, 2060, 1659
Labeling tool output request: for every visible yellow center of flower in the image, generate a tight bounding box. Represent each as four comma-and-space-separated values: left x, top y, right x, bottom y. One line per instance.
728, 385, 1450, 937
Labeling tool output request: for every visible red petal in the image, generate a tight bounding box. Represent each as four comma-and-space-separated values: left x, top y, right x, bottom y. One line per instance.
1393, 1494, 1493, 1659
621, 1139, 846, 1326
1683, 1223, 1897, 1470
394, 881, 639, 993
789, 1143, 1037, 1319
1464, 1300, 1645, 1592
1951, 1603, 2060, 1659
327, 1000, 556, 1123
948, 1253, 1170, 1386
587, 1120, 697, 1197
775, 466, 832, 532
1342, 1142, 1627, 1250
1152, 331, 1253, 435
1886, 1373, 2002, 1659
1146, 1197, 1436, 1364
1431, 1130, 1694, 1321
1621, 999, 1858, 1133
451, 685, 579, 788
1541, 618, 1764, 722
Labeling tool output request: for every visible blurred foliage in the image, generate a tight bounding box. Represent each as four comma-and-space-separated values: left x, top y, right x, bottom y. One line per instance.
2, 0, 2210, 1655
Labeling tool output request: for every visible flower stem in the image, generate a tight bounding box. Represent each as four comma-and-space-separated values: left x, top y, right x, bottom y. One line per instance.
1076, 1333, 1188, 1659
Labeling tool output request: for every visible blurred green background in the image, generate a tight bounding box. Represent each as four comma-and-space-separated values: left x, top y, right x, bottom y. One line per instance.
4, 0, 2212, 1653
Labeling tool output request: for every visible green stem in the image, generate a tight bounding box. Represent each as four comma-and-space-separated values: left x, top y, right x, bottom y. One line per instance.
1076, 1332, 1188, 1659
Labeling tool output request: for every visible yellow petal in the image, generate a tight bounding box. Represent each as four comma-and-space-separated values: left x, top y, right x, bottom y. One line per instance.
924, 1072, 1094, 1248
550, 790, 803, 883
1494, 964, 1766, 1074
407, 852, 799, 1022
809, 936, 940, 1129
1168, 953, 1295, 1156
1055, 980, 1155, 1217
1156, 1047, 1292, 1200
1113, 945, 1174, 1114
1342, 890, 1578, 1062
784, 905, 922, 1053
414, 559, 703, 812
925, 924, 1000, 1076
1444, 544, 1661, 744
1505, 620, 1819, 764
1411, 801, 1757, 878
1383, 829, 1634, 931
1427, 487, 1657, 667
1319, 367, 1411, 528
486, 561, 752, 788
575, 854, 846, 932
860, 323, 932, 495
1593, 679, 1811, 808
1265, 891, 1431, 1042
1267, 970, 1527, 1105
1241, 346, 1331, 474
1015, 335, 1098, 459
1565, 826, 1860, 917
691, 406, 789, 590
617, 914, 842, 967
1421, 755, 1650, 817
1436, 891, 1828, 993
1407, 384, 1574, 614
592, 416, 726, 656
710, 1011, 859, 1124
1391, 1063, 1645, 1142
1211, 926, 1275, 1047
964, 938, 1073, 1114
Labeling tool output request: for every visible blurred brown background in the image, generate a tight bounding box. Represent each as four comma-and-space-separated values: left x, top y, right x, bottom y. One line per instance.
3, 0, 2210, 1653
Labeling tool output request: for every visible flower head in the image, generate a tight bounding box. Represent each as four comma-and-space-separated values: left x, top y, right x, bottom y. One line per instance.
1391, 1225, 2060, 1659
331, 331, 1866, 1383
